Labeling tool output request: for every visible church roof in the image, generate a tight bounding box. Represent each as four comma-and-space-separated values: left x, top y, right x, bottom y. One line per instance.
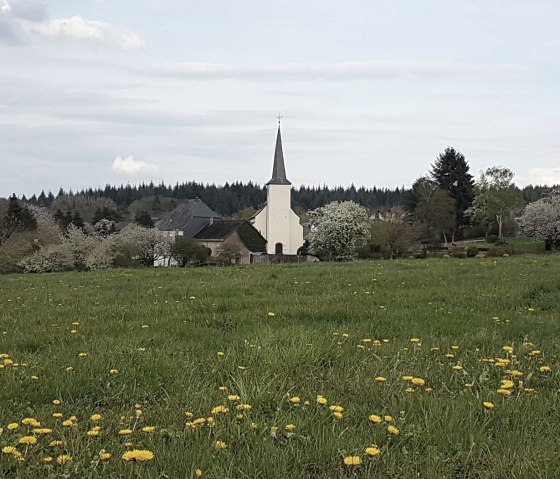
195, 220, 267, 252
155, 199, 221, 237
267, 125, 292, 186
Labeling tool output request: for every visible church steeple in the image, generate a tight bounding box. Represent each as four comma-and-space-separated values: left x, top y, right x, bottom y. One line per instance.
267, 123, 292, 186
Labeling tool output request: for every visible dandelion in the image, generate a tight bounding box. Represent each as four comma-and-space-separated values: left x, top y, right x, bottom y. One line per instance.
332, 411, 344, 420
500, 380, 515, 389
497, 389, 512, 396
217, 352, 225, 357
22, 418, 40, 427
52, 413, 63, 418
42, 456, 53, 463
411, 377, 425, 386
33, 428, 52, 435
110, 369, 118, 374
7, 423, 18, 430
2, 446, 17, 454
452, 365, 463, 371
237, 366, 247, 371
90, 414, 102, 421
289, 396, 301, 404
19, 436, 37, 445
211, 405, 229, 415
56, 454, 72, 465
227, 395, 240, 402
142, 426, 155, 433
49, 440, 63, 447
53, 400, 61, 405
267, 312, 276, 317
285, 424, 296, 432
374, 376, 387, 382
119, 429, 133, 435
483, 401, 495, 410
369, 414, 382, 424
410, 338, 421, 343
329, 405, 344, 413
387, 425, 400, 436
78, 352, 87, 357
62, 420, 74, 427
87, 429, 100, 437
121, 449, 154, 462
343, 456, 361, 467
100, 451, 111, 461
213, 440, 227, 450
365, 446, 381, 457
316, 395, 328, 405
539, 365, 551, 373
384, 415, 393, 422
402, 375, 413, 381
218, 386, 227, 392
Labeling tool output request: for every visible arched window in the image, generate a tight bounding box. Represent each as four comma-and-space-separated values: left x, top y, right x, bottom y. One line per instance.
275, 242, 283, 254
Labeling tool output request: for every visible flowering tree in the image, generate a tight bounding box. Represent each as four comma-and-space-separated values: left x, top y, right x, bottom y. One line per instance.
520, 188, 560, 250
307, 201, 370, 260
116, 224, 172, 266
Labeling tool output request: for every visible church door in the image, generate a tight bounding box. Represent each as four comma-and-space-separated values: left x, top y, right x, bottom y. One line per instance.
275, 243, 283, 255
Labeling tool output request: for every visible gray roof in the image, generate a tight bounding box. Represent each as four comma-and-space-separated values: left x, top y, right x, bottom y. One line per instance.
267, 126, 291, 186
155, 199, 221, 237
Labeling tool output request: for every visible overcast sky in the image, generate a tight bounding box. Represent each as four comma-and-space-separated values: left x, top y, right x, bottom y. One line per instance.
1, 0, 559, 197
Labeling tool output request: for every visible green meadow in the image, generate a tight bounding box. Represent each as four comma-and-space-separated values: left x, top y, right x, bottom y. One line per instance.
0, 257, 559, 478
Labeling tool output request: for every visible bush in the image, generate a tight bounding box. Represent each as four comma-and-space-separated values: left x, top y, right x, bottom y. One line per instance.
466, 245, 479, 257
18, 244, 74, 273
486, 234, 499, 244
448, 246, 465, 257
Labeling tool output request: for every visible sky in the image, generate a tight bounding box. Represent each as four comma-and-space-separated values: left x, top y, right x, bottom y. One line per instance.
1, 0, 559, 197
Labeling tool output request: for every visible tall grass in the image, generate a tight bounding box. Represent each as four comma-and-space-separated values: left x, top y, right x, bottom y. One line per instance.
0, 257, 559, 478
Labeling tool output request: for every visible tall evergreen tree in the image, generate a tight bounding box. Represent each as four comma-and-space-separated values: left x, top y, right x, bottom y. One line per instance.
430, 147, 474, 229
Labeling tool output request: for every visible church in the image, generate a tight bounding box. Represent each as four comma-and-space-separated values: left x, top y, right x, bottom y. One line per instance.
250, 123, 304, 255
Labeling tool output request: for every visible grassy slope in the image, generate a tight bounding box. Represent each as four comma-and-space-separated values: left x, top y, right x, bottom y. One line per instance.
0, 257, 559, 478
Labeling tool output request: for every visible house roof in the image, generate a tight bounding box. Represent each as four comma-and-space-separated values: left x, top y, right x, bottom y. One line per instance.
267, 126, 291, 186
195, 220, 267, 252
155, 199, 221, 237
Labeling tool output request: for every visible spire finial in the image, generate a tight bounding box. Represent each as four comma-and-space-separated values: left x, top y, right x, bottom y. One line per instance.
276, 112, 283, 125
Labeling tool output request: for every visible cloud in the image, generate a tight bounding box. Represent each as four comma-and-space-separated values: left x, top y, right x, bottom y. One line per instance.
0, 1, 143, 49
131, 60, 528, 82
112, 156, 158, 175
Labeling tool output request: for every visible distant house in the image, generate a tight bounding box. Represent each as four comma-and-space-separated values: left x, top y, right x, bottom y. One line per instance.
155, 199, 222, 238
154, 199, 267, 265
195, 220, 267, 264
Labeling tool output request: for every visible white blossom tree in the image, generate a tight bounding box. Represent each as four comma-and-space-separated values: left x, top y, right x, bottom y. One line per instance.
307, 201, 370, 260
520, 188, 560, 250
116, 224, 172, 266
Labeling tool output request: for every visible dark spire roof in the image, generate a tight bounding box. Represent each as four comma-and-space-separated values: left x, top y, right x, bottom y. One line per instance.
267, 125, 291, 186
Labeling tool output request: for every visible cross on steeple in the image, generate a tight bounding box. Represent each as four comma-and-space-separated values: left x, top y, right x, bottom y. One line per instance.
276, 112, 283, 125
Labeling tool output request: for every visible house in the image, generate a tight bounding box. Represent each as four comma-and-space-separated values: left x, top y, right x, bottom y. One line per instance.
250, 123, 304, 255
195, 220, 267, 264
154, 199, 267, 265
155, 198, 222, 239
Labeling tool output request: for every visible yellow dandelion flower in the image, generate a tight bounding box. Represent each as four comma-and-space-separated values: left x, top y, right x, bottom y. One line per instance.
497, 388, 512, 396
384, 415, 393, 422
56, 454, 72, 465
118, 429, 133, 435
500, 380, 515, 389
227, 395, 240, 402
142, 426, 155, 433
213, 440, 227, 450
43, 456, 53, 463
211, 405, 229, 415
365, 446, 381, 457
539, 365, 551, 373
387, 425, 400, 436
374, 376, 387, 382
62, 420, 74, 427
410, 338, 421, 343
218, 386, 227, 392
18, 436, 37, 445
402, 375, 413, 381
78, 352, 87, 357
343, 456, 361, 466
53, 399, 61, 405
22, 418, 40, 427
332, 411, 344, 420
483, 401, 494, 410
87, 429, 100, 437
411, 377, 425, 386
195, 469, 203, 477
110, 369, 118, 374
285, 424, 296, 432
52, 413, 63, 418
100, 451, 111, 460
49, 440, 63, 447
7, 423, 18, 430
289, 396, 301, 404
267, 312, 275, 317
90, 414, 102, 421
2, 446, 17, 454
33, 428, 52, 435
316, 395, 328, 405
452, 365, 463, 371
329, 405, 344, 413
369, 414, 382, 424
121, 449, 154, 462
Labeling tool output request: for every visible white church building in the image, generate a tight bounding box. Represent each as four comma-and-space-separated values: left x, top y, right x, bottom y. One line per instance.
250, 124, 304, 255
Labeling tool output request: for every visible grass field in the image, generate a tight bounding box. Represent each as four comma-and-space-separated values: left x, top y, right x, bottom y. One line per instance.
0, 257, 559, 478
